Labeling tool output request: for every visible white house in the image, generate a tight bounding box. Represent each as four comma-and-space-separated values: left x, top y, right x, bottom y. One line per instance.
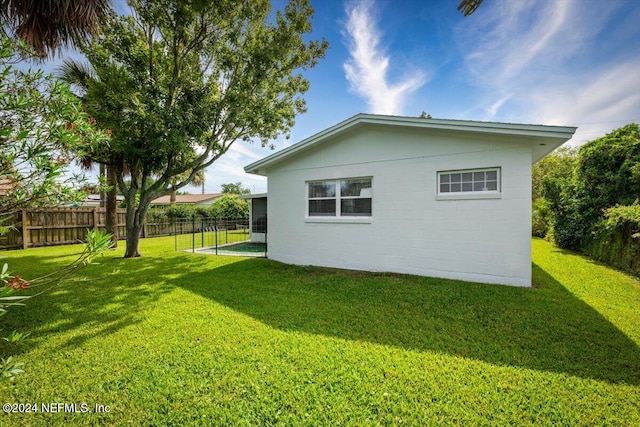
244, 114, 576, 286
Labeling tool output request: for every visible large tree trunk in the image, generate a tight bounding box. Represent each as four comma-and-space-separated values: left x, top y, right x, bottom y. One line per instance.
123, 195, 152, 258
124, 214, 142, 258
105, 165, 118, 247
124, 201, 143, 258
124, 222, 142, 257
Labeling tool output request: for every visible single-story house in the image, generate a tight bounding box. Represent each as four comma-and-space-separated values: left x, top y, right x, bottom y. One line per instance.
244, 113, 576, 286
150, 193, 222, 207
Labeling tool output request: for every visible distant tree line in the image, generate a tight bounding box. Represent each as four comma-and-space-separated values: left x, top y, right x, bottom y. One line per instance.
161, 195, 249, 222
145, 183, 251, 224
532, 123, 640, 275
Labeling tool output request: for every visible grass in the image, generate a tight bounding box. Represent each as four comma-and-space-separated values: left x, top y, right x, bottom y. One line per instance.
0, 237, 638, 426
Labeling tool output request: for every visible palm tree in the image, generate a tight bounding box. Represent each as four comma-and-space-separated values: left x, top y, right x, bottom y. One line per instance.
58, 59, 119, 246
169, 170, 206, 205
0, 0, 111, 57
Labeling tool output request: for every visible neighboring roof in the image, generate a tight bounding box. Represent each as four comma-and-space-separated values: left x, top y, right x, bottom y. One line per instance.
240, 193, 267, 199
244, 113, 577, 176
151, 193, 222, 205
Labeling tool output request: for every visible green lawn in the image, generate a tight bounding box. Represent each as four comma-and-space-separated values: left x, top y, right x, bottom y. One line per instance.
0, 237, 639, 426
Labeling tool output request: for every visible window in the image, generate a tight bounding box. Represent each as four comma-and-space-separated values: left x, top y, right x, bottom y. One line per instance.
437, 168, 500, 198
307, 177, 372, 218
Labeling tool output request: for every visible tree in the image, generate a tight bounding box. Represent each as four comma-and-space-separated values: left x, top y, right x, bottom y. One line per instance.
532, 146, 577, 202
576, 123, 640, 213
221, 182, 251, 195
543, 124, 640, 249
0, 36, 109, 228
78, 0, 327, 258
531, 147, 577, 238
0, 0, 111, 57
210, 194, 249, 220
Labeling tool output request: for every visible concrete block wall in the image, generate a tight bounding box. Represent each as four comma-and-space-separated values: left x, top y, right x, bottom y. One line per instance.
266, 125, 533, 286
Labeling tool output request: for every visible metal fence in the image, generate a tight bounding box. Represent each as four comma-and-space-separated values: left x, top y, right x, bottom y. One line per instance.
174, 217, 267, 257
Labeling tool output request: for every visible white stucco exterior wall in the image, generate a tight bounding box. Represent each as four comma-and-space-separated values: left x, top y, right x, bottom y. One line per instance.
264, 125, 535, 286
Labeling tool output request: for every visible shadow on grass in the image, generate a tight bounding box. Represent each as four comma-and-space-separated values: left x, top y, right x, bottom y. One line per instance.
0, 253, 176, 357
173, 258, 640, 385
2, 247, 638, 386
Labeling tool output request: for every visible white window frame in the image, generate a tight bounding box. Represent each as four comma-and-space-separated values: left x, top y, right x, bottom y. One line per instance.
436, 167, 501, 200
305, 177, 373, 223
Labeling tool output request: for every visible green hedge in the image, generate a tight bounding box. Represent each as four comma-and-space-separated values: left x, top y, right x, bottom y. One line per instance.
148, 195, 250, 224
542, 124, 640, 251
532, 197, 551, 238
583, 203, 640, 277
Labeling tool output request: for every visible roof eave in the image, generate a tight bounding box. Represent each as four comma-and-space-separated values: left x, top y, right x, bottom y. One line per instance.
245, 114, 364, 175
244, 113, 577, 174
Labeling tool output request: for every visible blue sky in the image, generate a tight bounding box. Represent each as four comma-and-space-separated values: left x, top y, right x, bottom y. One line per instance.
43, 0, 640, 194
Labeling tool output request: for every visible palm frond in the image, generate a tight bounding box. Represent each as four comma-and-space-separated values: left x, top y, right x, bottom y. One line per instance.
0, 0, 112, 57
457, 0, 484, 16
57, 59, 96, 94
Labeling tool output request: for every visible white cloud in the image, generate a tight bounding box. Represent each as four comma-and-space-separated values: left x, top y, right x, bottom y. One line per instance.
485, 95, 512, 120
198, 141, 272, 194
227, 142, 265, 161
456, 0, 640, 145
529, 59, 640, 145
203, 157, 267, 195
462, 0, 575, 86
343, 1, 427, 115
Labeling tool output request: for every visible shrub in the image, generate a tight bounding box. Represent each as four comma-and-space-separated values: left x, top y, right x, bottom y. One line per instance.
532, 197, 551, 238
209, 194, 249, 220
532, 146, 577, 201
542, 174, 585, 250
576, 124, 640, 210
544, 123, 639, 250
166, 204, 198, 221
195, 206, 210, 218
145, 208, 169, 224
584, 203, 640, 276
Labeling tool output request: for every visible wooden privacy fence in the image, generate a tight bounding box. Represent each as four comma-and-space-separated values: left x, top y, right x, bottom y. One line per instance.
0, 208, 235, 250
0, 208, 127, 250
